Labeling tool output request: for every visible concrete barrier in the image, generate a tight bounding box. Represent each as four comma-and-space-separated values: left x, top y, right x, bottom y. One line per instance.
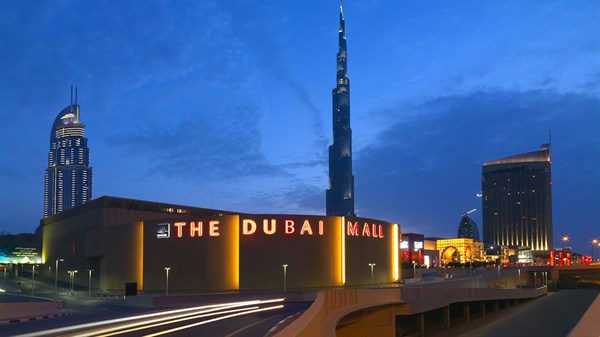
0, 301, 65, 324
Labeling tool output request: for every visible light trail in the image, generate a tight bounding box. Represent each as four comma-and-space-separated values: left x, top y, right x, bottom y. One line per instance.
15, 298, 285, 337
92, 306, 261, 337
143, 305, 285, 337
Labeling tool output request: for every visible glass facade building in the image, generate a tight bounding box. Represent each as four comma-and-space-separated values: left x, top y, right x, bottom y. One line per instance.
44, 88, 93, 217
457, 214, 480, 241
481, 144, 552, 251
327, 2, 355, 216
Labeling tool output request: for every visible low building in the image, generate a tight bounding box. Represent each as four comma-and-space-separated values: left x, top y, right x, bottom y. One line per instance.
436, 238, 485, 265
41, 196, 401, 292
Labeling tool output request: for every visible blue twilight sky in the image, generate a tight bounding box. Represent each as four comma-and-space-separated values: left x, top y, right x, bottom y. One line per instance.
0, 0, 598, 254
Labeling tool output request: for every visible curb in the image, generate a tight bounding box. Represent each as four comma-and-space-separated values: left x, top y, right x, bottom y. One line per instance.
0, 311, 75, 325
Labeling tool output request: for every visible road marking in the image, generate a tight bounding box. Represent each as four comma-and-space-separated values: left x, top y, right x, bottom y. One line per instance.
224, 314, 287, 337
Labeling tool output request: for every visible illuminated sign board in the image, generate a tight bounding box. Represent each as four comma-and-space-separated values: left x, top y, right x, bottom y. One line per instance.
12, 247, 38, 257
242, 218, 325, 236
156, 223, 170, 238
346, 221, 384, 238
154, 216, 388, 240
1, 247, 41, 264
414, 241, 423, 249
400, 241, 409, 249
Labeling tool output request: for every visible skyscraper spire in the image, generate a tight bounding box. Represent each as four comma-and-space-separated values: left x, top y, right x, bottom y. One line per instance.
327, 1, 355, 217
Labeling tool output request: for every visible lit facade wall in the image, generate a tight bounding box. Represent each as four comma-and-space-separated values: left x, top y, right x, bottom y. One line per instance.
41, 197, 400, 292
344, 217, 399, 286
437, 238, 485, 264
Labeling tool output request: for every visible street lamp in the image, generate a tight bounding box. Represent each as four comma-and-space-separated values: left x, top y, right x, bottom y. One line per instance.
517, 268, 521, 293
412, 261, 417, 279
68, 270, 77, 295
282, 264, 288, 292
561, 235, 569, 249
30, 265, 37, 299
87, 269, 94, 296
592, 239, 598, 261
368, 263, 376, 288
54, 258, 64, 295
164, 267, 171, 296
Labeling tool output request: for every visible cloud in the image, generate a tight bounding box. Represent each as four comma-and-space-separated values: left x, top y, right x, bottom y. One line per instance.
353, 89, 600, 238
107, 103, 284, 182
234, 5, 329, 157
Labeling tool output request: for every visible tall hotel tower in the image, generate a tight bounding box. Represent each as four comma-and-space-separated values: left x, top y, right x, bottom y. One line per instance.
481, 144, 552, 251
44, 87, 93, 217
327, 1, 355, 216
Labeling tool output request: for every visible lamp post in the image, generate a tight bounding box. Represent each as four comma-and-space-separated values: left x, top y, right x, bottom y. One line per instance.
54, 258, 64, 295
412, 261, 417, 279
30, 265, 37, 299
68, 270, 77, 295
368, 263, 376, 288
592, 239, 598, 261
164, 267, 171, 296
87, 269, 94, 296
517, 268, 521, 293
282, 264, 288, 292
3, 266, 6, 291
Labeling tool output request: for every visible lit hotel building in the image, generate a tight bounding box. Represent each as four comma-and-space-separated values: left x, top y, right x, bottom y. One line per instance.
481, 144, 552, 251
44, 87, 92, 217
327, 2, 355, 216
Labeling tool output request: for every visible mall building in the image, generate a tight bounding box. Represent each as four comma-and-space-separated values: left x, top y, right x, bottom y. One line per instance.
40, 196, 400, 293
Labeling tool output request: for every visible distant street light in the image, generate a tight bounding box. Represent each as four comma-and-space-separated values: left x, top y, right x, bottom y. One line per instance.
561, 235, 569, 249
592, 239, 598, 261
282, 264, 288, 292
55, 258, 64, 295
164, 267, 171, 296
412, 261, 417, 279
87, 269, 94, 296
368, 263, 376, 288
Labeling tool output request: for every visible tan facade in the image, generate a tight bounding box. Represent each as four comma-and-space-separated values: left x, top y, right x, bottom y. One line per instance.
41, 197, 400, 293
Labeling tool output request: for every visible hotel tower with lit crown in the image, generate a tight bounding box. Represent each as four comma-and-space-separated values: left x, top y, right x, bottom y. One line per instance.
481, 144, 553, 251
327, 1, 355, 217
44, 87, 93, 217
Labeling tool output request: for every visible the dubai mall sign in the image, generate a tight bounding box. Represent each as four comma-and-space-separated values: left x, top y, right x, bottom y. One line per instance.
155, 217, 386, 239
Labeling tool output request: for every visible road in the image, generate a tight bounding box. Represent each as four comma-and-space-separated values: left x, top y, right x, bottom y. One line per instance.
1, 298, 310, 337
459, 288, 599, 337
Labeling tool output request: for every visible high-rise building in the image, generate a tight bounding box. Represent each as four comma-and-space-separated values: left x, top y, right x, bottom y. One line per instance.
327, 1, 355, 217
44, 87, 93, 217
457, 213, 481, 241
481, 144, 552, 251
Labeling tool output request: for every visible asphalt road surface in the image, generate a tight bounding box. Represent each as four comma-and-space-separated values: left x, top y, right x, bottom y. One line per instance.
1, 299, 310, 337
459, 288, 599, 337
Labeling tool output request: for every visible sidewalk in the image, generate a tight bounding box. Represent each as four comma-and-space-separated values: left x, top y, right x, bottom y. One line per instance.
567, 292, 600, 337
